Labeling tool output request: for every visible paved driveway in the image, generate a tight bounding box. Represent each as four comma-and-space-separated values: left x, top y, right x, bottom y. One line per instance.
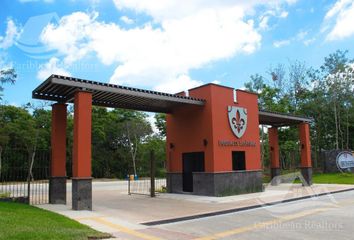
39, 181, 354, 239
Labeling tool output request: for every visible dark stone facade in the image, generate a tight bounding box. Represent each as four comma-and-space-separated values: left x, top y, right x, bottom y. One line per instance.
270, 168, 281, 186
167, 170, 263, 196
72, 178, 92, 210
49, 176, 67, 204
166, 172, 183, 193
301, 167, 313, 186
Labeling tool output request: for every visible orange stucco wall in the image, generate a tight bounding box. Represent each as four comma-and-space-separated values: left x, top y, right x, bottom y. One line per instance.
166, 84, 261, 173
72, 91, 92, 178
299, 122, 312, 167
166, 86, 214, 172
51, 103, 67, 177
268, 127, 280, 168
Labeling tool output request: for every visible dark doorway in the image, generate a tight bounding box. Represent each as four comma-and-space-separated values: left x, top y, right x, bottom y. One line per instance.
182, 152, 205, 192
232, 151, 246, 171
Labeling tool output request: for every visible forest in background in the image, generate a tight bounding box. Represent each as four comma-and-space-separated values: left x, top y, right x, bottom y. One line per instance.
244, 50, 354, 170
0, 50, 353, 178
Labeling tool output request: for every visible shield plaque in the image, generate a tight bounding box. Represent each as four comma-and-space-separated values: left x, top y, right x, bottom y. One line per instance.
228, 106, 247, 138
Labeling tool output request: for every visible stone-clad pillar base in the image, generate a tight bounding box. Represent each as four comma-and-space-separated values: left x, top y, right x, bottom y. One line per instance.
167, 173, 183, 193
270, 168, 281, 186
301, 167, 313, 186
72, 178, 92, 210
49, 176, 67, 204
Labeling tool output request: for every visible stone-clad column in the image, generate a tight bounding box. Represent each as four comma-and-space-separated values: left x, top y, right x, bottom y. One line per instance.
269, 127, 281, 185
72, 91, 92, 210
49, 103, 67, 204
299, 122, 312, 185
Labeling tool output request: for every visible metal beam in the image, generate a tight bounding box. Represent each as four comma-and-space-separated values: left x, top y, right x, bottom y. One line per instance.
50, 77, 205, 106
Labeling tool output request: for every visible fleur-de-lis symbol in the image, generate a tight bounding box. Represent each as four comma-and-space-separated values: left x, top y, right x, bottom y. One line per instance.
232, 110, 245, 133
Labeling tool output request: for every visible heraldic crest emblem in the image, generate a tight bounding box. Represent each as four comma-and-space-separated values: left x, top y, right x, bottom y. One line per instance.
227, 106, 247, 138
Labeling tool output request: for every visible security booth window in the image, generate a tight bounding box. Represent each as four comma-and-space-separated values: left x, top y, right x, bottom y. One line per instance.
232, 151, 246, 171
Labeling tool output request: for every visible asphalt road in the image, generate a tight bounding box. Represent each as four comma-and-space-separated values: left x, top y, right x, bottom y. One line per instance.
156, 190, 354, 240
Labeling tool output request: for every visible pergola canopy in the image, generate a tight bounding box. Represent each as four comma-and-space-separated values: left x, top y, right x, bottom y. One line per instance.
32, 75, 205, 113
33, 74, 312, 125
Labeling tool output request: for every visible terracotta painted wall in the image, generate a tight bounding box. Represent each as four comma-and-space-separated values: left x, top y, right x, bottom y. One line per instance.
299, 122, 312, 167
166, 84, 261, 173
210, 86, 261, 171
51, 103, 67, 177
166, 86, 214, 172
72, 91, 92, 178
268, 127, 280, 168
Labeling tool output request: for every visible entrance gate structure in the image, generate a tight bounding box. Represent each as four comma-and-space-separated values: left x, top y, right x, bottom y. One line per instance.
33, 74, 313, 210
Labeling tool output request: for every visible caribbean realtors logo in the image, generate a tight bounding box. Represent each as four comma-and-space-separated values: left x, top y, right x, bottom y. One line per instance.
228, 106, 247, 138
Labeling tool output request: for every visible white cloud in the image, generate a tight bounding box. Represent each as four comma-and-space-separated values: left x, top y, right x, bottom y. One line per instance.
272, 29, 311, 48
273, 39, 291, 48
324, 0, 354, 41
113, 0, 297, 22
303, 37, 315, 46
120, 16, 134, 25
279, 11, 289, 18
154, 74, 203, 93
39, 1, 295, 93
259, 16, 270, 30
37, 57, 71, 81
0, 19, 21, 49
257, 6, 290, 31
40, 12, 96, 64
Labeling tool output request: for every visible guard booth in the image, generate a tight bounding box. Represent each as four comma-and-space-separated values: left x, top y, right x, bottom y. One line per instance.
166, 84, 312, 196
33, 75, 313, 210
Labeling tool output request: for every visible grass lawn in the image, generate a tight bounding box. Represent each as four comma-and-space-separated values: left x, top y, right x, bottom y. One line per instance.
0, 202, 111, 240
263, 171, 354, 185
311, 172, 354, 184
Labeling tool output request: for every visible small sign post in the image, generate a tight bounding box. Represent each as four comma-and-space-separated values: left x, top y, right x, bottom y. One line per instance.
150, 150, 156, 197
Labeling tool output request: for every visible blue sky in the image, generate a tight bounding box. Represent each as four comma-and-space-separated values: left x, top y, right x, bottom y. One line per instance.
1, 0, 354, 107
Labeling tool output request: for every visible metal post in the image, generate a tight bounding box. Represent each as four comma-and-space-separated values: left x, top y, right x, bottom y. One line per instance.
128, 175, 131, 195
150, 150, 155, 197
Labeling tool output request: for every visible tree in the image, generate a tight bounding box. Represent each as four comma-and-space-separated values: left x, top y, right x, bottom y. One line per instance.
155, 113, 166, 137
0, 105, 36, 178
314, 50, 354, 150
0, 68, 16, 176
245, 50, 354, 170
268, 63, 286, 96
23, 102, 51, 180
0, 68, 16, 100
123, 115, 152, 176
138, 135, 166, 177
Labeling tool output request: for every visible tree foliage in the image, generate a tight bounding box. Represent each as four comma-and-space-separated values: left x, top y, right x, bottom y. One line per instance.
0, 68, 17, 100
0, 104, 162, 179
154, 113, 166, 137
245, 50, 354, 170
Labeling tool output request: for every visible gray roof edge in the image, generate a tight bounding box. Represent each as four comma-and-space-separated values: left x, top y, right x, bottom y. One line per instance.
259, 110, 313, 123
